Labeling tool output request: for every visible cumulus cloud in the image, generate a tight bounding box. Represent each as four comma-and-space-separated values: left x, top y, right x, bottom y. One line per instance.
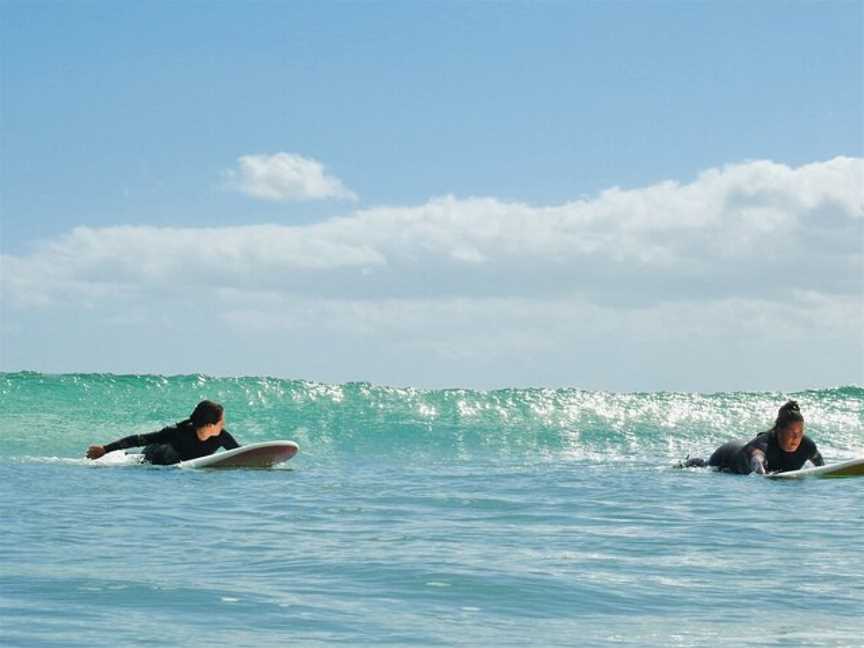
4, 156, 861, 310
3, 156, 862, 387
225, 152, 357, 201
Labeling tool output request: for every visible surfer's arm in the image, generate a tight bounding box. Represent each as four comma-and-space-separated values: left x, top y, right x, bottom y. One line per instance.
101, 427, 175, 453
810, 450, 825, 467
220, 429, 240, 450
87, 433, 152, 459
749, 449, 767, 475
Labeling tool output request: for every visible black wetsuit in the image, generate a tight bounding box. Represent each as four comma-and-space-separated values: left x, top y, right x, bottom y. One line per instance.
103, 421, 239, 465
703, 430, 823, 474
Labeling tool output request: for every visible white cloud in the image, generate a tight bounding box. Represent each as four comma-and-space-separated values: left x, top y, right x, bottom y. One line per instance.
4, 156, 861, 310
2, 156, 862, 388
5, 286, 859, 389
216, 291, 863, 347
215, 289, 863, 388
225, 152, 357, 201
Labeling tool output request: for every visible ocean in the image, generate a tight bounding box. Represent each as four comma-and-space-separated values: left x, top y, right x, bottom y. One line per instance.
1, 373, 862, 647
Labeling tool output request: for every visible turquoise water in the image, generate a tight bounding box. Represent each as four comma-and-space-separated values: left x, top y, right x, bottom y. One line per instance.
1, 373, 862, 647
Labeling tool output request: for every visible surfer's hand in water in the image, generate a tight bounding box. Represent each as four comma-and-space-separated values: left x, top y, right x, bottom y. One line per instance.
86, 445, 106, 460
750, 454, 767, 475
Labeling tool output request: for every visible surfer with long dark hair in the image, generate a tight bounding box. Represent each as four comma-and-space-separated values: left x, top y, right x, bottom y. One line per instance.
85, 400, 239, 465
682, 400, 824, 474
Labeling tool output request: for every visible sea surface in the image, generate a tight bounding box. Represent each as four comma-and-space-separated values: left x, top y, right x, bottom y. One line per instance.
1, 373, 862, 647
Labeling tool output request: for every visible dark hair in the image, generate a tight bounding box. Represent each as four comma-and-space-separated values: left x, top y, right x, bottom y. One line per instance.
773, 400, 804, 432
189, 400, 224, 429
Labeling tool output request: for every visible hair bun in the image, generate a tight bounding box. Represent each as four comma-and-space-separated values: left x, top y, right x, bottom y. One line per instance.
774, 399, 804, 429
783, 400, 800, 412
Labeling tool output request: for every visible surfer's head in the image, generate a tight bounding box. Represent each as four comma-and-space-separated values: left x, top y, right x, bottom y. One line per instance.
774, 400, 805, 452
190, 400, 225, 434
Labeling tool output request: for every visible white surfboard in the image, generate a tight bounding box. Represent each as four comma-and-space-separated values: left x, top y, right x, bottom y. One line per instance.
766, 457, 864, 480
177, 441, 299, 469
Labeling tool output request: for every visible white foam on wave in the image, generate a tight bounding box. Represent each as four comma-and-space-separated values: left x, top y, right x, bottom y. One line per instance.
10, 451, 145, 467
91, 450, 145, 467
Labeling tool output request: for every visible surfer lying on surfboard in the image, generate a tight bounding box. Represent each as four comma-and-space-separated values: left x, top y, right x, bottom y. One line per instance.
85, 400, 239, 465
681, 400, 824, 475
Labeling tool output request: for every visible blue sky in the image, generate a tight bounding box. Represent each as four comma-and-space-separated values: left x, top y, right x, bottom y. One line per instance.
1, 2, 862, 390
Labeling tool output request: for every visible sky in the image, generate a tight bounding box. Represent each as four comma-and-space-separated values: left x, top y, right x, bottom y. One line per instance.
1, 1, 862, 391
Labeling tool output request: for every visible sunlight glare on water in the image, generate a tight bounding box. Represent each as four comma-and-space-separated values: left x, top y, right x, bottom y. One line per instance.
1, 373, 862, 647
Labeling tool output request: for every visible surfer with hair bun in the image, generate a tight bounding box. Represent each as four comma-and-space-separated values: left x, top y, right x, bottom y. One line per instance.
86, 400, 239, 465
682, 400, 824, 475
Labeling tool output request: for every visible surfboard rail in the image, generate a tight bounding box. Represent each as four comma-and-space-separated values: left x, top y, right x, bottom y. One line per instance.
177, 440, 299, 469
766, 457, 864, 480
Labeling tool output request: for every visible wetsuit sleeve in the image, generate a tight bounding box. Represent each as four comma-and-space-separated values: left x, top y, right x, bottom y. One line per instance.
220, 429, 240, 450
802, 437, 824, 467
103, 427, 175, 453
744, 435, 768, 473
